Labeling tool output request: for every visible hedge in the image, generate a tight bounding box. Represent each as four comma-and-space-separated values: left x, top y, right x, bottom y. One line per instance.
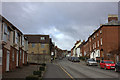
39, 66, 45, 71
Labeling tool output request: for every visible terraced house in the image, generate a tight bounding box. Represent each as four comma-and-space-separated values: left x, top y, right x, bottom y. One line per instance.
0, 16, 28, 73
82, 14, 120, 63
24, 35, 52, 63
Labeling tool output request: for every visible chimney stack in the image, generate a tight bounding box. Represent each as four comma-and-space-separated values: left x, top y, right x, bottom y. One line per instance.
108, 14, 118, 22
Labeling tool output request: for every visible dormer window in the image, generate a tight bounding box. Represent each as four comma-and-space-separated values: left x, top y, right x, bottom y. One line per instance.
41, 37, 45, 40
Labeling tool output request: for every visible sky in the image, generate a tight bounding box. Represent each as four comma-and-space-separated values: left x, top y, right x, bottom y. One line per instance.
1, 2, 118, 50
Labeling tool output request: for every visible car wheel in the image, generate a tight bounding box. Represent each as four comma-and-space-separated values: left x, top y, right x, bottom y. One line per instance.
115, 68, 118, 72
88, 63, 90, 66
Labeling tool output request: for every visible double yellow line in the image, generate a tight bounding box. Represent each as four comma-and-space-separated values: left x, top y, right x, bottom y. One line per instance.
57, 64, 74, 80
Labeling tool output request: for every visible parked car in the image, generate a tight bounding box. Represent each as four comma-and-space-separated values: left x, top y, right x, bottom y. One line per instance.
100, 60, 115, 70
115, 62, 120, 72
86, 59, 98, 66
68, 57, 72, 61
71, 57, 80, 62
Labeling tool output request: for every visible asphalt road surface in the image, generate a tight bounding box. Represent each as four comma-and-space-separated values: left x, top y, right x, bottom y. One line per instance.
44, 58, 120, 80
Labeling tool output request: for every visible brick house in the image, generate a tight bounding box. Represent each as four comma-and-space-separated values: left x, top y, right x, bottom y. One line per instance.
83, 14, 120, 63
71, 46, 75, 57
24, 34, 52, 63
0, 16, 28, 73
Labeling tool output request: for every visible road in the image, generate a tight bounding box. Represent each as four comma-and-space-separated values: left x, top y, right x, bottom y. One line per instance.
44, 58, 120, 80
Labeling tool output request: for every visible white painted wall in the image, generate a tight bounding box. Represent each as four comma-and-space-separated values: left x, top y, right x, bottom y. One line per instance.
76, 48, 80, 57
73, 48, 76, 57
0, 18, 2, 42
90, 49, 100, 60
0, 50, 2, 65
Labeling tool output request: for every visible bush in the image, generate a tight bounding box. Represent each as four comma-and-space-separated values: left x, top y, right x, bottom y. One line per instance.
25, 75, 39, 80
39, 66, 45, 71
41, 63, 46, 66
33, 71, 41, 77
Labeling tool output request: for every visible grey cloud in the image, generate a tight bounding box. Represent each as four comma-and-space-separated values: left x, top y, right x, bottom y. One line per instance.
2, 2, 118, 50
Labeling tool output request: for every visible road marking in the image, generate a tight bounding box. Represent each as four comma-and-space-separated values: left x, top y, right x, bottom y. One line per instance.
57, 64, 74, 80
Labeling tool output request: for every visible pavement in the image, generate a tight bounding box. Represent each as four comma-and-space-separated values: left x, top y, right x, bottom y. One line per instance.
1, 58, 120, 80
2, 65, 38, 80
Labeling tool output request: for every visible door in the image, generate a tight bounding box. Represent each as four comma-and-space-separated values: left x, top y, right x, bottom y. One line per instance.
116, 55, 119, 63
23, 52, 24, 64
6, 51, 10, 71
16, 51, 19, 67
0, 50, 2, 65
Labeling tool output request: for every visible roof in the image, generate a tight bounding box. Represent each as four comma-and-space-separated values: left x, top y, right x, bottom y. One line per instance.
88, 21, 120, 39
24, 34, 50, 43
108, 14, 118, 17
1, 15, 23, 35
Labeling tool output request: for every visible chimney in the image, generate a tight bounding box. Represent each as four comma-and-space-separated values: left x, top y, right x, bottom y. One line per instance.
83, 40, 85, 42
108, 14, 118, 22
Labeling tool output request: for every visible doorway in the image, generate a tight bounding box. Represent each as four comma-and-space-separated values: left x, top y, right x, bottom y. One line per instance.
6, 51, 10, 71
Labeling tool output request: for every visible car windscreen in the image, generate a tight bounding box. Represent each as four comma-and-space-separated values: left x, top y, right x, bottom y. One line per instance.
104, 61, 114, 64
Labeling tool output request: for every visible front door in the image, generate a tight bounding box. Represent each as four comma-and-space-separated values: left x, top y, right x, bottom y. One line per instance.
23, 52, 24, 64
116, 55, 119, 62
16, 51, 19, 67
6, 51, 10, 71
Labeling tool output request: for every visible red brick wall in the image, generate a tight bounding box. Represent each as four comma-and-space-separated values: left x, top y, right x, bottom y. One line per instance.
2, 47, 7, 73
18, 48, 23, 67
102, 26, 119, 61
24, 52, 27, 64
9, 47, 17, 71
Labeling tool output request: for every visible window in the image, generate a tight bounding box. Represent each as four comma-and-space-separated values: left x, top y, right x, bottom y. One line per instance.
23, 52, 24, 63
20, 50, 22, 60
93, 44, 94, 49
4, 23, 8, 34
32, 43, 35, 48
8, 30, 10, 41
3, 23, 8, 42
100, 30, 102, 34
89, 38, 91, 42
43, 50, 46, 53
41, 44, 45, 48
98, 50, 100, 57
12, 50, 14, 61
97, 40, 99, 47
92, 37, 94, 40
94, 42, 96, 48
100, 38, 102, 45
16, 33, 19, 44
90, 45, 91, 51
94, 35, 96, 39
41, 37, 45, 40
22, 36, 24, 46
97, 33, 99, 37
0, 50, 2, 65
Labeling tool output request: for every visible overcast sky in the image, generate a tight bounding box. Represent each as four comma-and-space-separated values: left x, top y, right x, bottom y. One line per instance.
1, 2, 118, 50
